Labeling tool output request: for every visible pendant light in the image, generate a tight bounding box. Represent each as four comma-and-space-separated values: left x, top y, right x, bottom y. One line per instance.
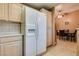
57, 10, 64, 18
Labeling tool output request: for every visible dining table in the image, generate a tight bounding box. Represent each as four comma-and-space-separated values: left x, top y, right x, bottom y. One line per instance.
58, 29, 77, 42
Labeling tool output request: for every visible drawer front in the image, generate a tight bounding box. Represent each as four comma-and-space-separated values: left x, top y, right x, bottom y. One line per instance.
0, 36, 22, 43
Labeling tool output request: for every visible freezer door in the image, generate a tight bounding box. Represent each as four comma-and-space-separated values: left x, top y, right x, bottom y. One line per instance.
26, 26, 36, 56
24, 7, 37, 56
36, 13, 47, 55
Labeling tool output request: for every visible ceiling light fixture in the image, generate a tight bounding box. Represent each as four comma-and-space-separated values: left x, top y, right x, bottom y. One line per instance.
58, 14, 63, 18
57, 10, 64, 18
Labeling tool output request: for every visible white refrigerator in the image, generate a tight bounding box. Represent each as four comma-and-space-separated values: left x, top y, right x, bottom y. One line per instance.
24, 7, 46, 56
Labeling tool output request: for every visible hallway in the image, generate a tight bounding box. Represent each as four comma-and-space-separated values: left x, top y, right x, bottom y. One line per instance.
43, 39, 77, 56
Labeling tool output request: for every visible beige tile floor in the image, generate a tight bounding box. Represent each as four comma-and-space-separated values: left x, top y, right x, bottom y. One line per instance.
43, 39, 77, 56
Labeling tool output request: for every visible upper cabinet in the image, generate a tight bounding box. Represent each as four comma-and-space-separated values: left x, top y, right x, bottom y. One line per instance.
0, 4, 8, 21
8, 4, 22, 22
0, 3, 24, 23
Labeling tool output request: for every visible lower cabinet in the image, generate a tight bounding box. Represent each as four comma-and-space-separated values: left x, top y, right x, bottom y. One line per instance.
0, 40, 22, 56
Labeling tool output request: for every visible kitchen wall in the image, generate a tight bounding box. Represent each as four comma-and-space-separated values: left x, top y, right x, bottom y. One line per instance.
56, 10, 79, 33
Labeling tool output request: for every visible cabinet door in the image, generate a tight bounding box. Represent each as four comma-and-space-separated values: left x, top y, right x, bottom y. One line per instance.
0, 4, 8, 20
0, 40, 22, 56
9, 4, 22, 22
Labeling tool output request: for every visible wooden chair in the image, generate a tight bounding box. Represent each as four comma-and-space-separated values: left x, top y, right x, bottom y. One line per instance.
64, 30, 69, 41
67, 30, 77, 42
71, 30, 77, 42
59, 30, 67, 40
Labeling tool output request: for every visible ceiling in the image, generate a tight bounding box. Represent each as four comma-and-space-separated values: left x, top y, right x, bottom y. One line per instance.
23, 3, 79, 15
54, 3, 79, 18
24, 3, 59, 10
55, 3, 79, 14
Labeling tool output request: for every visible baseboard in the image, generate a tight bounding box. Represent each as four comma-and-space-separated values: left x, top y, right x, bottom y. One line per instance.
47, 44, 53, 48
36, 51, 47, 56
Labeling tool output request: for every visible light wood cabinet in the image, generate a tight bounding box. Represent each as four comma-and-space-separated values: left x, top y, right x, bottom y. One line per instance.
8, 4, 22, 22
0, 3, 23, 22
0, 40, 22, 56
0, 4, 8, 21
0, 3, 23, 56
0, 36, 22, 56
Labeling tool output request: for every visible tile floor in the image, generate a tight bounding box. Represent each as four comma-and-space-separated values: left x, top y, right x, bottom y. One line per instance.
43, 39, 77, 56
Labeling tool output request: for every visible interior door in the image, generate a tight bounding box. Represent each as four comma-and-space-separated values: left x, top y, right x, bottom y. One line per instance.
36, 13, 46, 55
25, 7, 37, 56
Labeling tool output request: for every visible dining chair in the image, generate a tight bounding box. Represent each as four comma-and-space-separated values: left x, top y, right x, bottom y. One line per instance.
64, 30, 69, 41
71, 30, 77, 42
67, 30, 77, 42
59, 30, 66, 40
